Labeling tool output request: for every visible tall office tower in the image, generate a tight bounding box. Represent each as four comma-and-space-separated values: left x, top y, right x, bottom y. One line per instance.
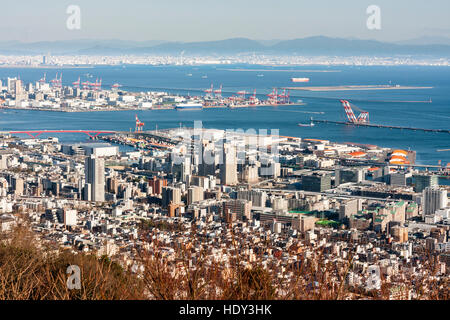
423, 187, 448, 215
220, 145, 238, 185
14, 79, 23, 95
7, 77, 17, 93
187, 186, 204, 205
414, 174, 439, 193
172, 157, 191, 182
12, 176, 24, 196
162, 186, 182, 208
84, 155, 105, 202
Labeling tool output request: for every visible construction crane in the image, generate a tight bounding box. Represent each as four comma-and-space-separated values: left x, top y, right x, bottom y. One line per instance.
135, 115, 145, 132
340, 100, 369, 124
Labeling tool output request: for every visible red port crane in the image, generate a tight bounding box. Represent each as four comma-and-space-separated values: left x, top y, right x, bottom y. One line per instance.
90, 78, 102, 91
82, 80, 91, 90
38, 73, 46, 85
267, 88, 278, 104
340, 100, 369, 124
213, 85, 222, 97
135, 115, 145, 132
236, 90, 248, 100
204, 84, 213, 96
277, 89, 290, 104
72, 77, 81, 88
50, 73, 62, 88
249, 89, 257, 105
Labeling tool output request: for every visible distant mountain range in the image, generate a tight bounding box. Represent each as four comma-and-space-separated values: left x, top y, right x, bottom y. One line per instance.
1, 36, 450, 56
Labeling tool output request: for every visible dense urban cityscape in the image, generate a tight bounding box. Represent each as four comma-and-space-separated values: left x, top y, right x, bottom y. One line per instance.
0, 71, 449, 301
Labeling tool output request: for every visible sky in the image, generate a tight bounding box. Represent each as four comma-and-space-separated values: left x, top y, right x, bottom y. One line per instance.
1, 0, 450, 43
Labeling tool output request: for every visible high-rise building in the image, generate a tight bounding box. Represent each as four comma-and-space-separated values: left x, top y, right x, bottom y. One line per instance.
12, 176, 24, 196
423, 187, 448, 215
222, 199, 252, 221
302, 172, 332, 192
339, 199, 359, 221
220, 145, 238, 185
162, 186, 182, 208
237, 190, 267, 208
414, 174, 438, 193
187, 186, 204, 205
149, 176, 167, 195
390, 171, 412, 187
240, 165, 259, 184
172, 157, 191, 182
335, 168, 363, 186
84, 155, 105, 202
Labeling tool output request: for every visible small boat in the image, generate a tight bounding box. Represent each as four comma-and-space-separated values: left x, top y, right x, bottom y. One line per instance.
298, 118, 315, 127
257, 74, 264, 77
201, 75, 208, 79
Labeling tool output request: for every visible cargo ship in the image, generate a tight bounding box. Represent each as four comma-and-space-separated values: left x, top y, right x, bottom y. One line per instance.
291, 78, 310, 83
176, 102, 203, 110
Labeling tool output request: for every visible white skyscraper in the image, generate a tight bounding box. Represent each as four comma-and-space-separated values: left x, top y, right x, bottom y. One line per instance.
423, 187, 448, 215
85, 155, 105, 202
220, 144, 238, 185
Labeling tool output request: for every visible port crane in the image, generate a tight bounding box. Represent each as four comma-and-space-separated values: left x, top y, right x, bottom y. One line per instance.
267, 88, 278, 104
249, 89, 257, 105
82, 80, 91, 90
72, 77, 81, 88
38, 73, 46, 85
204, 84, 214, 96
213, 85, 222, 97
340, 100, 369, 124
236, 90, 248, 100
90, 78, 102, 91
135, 115, 145, 132
50, 73, 63, 88
277, 89, 290, 104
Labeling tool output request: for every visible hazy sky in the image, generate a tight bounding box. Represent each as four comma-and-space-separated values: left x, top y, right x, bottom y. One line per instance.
2, 0, 450, 42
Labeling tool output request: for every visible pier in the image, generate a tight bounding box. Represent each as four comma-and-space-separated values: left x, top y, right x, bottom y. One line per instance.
312, 119, 450, 134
